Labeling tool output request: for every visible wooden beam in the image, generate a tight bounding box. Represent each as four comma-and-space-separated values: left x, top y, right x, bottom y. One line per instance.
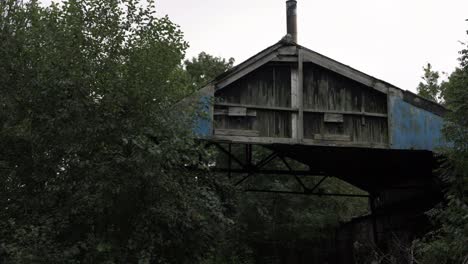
215, 129, 260, 137
324, 113, 344, 123
314, 134, 351, 141
214, 42, 282, 86
278, 46, 298, 56
214, 108, 257, 117
215, 102, 298, 112
216, 52, 279, 89
303, 109, 387, 118
207, 136, 389, 149
302, 50, 389, 94
228, 107, 247, 116
302, 139, 388, 149
211, 136, 299, 145
271, 56, 298, 62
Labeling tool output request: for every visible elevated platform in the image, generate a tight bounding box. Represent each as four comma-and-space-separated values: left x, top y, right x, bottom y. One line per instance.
206, 140, 440, 194
189, 40, 448, 153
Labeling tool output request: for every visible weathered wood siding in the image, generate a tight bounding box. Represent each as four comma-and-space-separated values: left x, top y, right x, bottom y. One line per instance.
215, 64, 292, 138
302, 63, 388, 146
213, 60, 389, 147
187, 41, 449, 153
216, 64, 291, 107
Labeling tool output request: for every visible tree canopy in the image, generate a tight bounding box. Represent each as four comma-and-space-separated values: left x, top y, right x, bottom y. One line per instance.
416, 63, 444, 104
184, 52, 235, 89
415, 24, 468, 264
0, 0, 232, 262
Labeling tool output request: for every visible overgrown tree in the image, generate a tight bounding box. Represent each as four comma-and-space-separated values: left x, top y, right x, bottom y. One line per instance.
184, 52, 235, 89
416, 63, 445, 104
0, 0, 231, 263
415, 25, 468, 264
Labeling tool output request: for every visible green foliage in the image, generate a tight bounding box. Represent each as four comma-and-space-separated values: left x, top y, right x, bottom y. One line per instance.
414, 157, 468, 264
211, 146, 369, 262
416, 63, 445, 103
414, 26, 468, 264
0, 0, 231, 263
184, 52, 235, 89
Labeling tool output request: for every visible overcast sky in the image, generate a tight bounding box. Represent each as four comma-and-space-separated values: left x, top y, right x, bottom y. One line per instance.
42, 0, 468, 92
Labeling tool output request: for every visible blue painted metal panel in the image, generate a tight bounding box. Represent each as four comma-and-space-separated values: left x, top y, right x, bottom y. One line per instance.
389, 96, 447, 150
193, 95, 213, 137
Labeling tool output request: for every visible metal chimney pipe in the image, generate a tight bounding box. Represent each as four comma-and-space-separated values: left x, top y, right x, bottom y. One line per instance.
286, 0, 298, 42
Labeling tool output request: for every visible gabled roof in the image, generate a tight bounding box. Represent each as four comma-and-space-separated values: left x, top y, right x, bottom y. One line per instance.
211, 38, 447, 116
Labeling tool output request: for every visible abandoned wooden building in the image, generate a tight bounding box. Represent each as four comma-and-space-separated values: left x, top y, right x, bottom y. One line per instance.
185, 1, 448, 263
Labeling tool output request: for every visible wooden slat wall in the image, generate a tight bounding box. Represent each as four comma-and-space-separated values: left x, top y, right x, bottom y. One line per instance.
346, 116, 388, 144
216, 64, 291, 107
302, 63, 388, 145
256, 110, 291, 137
213, 108, 291, 138
215, 64, 292, 138
304, 64, 364, 112
363, 88, 387, 114
213, 61, 388, 146
214, 113, 254, 131
303, 115, 388, 144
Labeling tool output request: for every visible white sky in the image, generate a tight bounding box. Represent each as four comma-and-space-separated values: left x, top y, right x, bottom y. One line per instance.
42, 0, 468, 92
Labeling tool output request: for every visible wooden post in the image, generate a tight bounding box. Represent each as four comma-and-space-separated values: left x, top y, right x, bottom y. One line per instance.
291, 48, 304, 142
298, 48, 304, 141
361, 90, 366, 125
291, 66, 299, 140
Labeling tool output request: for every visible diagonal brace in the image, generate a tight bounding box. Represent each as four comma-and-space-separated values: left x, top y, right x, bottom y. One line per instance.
309, 176, 328, 193
213, 143, 245, 168
235, 150, 279, 186
279, 156, 309, 192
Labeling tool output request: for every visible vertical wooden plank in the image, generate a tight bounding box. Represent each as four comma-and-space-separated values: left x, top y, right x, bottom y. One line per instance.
361, 90, 366, 126
302, 64, 313, 109
328, 77, 337, 110
340, 80, 346, 111
387, 89, 394, 147
318, 70, 329, 110
291, 67, 298, 139
298, 49, 304, 141
273, 67, 277, 107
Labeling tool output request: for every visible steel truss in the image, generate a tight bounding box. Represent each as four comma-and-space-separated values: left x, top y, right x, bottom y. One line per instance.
206, 141, 378, 243
210, 142, 370, 198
